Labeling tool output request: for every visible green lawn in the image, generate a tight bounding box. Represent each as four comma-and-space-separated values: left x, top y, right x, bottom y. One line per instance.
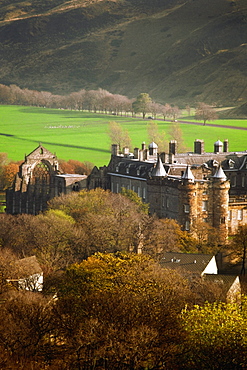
0, 105, 246, 167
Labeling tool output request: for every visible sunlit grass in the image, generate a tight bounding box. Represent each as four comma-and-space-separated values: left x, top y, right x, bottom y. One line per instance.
0, 105, 246, 167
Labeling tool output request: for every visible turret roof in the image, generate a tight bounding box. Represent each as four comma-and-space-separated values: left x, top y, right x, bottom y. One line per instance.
181, 165, 195, 182
152, 157, 167, 177
213, 166, 227, 181
149, 142, 158, 149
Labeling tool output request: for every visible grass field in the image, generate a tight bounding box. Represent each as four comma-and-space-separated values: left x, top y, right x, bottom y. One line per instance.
0, 105, 247, 167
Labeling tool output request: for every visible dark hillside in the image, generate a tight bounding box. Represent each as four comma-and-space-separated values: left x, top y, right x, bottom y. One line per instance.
0, 0, 246, 105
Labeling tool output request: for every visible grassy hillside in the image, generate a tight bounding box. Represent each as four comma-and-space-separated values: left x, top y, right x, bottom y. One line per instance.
0, 105, 246, 167
0, 0, 246, 106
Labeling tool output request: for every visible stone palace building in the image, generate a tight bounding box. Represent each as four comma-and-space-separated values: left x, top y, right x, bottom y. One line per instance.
6, 138, 247, 243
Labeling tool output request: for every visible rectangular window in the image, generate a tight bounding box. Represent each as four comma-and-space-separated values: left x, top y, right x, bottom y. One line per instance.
185, 221, 190, 231
242, 176, 245, 188
202, 200, 208, 211
143, 187, 146, 199
116, 183, 119, 193
228, 210, 231, 221
237, 209, 243, 221
184, 204, 190, 213
232, 176, 236, 187
137, 187, 140, 197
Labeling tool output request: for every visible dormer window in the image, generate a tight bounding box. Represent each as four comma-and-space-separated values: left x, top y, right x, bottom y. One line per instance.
229, 159, 235, 169
184, 204, 190, 213
137, 169, 140, 176
116, 166, 119, 173
126, 167, 129, 174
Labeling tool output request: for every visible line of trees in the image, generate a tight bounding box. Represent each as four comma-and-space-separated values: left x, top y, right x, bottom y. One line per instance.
0, 83, 219, 125
0, 83, 182, 119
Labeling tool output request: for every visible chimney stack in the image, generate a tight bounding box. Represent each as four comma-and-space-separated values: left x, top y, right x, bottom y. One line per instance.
194, 139, 204, 154
224, 139, 229, 152
169, 140, 177, 155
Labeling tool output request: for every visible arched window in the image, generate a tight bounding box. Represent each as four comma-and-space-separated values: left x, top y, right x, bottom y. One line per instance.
32, 161, 50, 185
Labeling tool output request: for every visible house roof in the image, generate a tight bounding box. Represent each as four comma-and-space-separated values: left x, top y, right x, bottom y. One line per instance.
55, 174, 87, 186
160, 252, 215, 274
204, 274, 240, 295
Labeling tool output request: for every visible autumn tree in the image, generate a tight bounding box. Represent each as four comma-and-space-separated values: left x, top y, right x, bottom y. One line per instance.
120, 188, 149, 214
0, 291, 57, 367
108, 121, 131, 152
54, 252, 192, 369
191, 220, 223, 254
0, 212, 86, 274
168, 120, 188, 153
147, 120, 168, 152
2, 162, 20, 189
143, 218, 197, 257
48, 188, 149, 254
0, 248, 19, 294
132, 93, 152, 118
58, 158, 94, 175
195, 102, 218, 125
231, 224, 247, 275
181, 299, 247, 369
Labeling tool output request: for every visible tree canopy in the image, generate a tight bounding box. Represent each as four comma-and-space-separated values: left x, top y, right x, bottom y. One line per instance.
132, 93, 152, 118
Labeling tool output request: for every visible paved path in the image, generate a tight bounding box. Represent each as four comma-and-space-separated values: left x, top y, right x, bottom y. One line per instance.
177, 119, 247, 130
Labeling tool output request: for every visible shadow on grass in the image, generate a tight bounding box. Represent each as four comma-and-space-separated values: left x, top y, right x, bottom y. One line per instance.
0, 133, 110, 153
18, 107, 110, 119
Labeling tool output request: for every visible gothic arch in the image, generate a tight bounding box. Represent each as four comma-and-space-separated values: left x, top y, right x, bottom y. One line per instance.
31, 160, 52, 186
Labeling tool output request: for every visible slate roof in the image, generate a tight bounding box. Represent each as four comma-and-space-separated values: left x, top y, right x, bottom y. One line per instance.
160, 252, 215, 275
173, 152, 247, 170
204, 274, 240, 296
109, 157, 155, 179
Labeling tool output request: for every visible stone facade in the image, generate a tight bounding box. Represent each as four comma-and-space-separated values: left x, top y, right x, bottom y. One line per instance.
89, 139, 247, 242
6, 140, 247, 242
6, 145, 87, 215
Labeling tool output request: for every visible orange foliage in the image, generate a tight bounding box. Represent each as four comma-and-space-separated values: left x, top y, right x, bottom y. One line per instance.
59, 159, 93, 175
3, 162, 19, 189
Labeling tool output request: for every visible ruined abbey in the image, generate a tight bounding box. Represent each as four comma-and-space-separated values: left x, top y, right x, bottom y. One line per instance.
6, 138, 247, 244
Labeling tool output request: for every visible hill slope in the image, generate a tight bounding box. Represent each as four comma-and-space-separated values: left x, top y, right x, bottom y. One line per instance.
0, 0, 246, 105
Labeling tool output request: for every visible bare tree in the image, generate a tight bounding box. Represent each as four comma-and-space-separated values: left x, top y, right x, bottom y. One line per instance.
160, 103, 172, 121
195, 102, 218, 125
170, 105, 180, 121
